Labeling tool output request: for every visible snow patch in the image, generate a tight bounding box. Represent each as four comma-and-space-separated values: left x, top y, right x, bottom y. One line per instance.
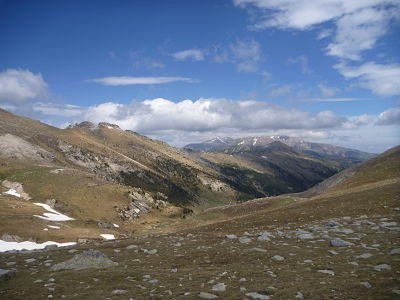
0, 239, 76, 252
33, 203, 74, 221
100, 234, 115, 240
238, 141, 244, 145
4, 189, 21, 198
253, 138, 258, 146
113, 223, 119, 228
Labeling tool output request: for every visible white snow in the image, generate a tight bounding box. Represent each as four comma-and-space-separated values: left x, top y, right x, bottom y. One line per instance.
113, 223, 119, 228
100, 234, 115, 240
47, 225, 60, 229
238, 141, 244, 145
253, 138, 258, 146
0, 239, 76, 252
33, 203, 74, 221
106, 125, 114, 129
4, 188, 21, 198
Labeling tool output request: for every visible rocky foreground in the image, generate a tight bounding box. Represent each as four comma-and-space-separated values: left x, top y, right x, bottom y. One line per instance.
1, 211, 399, 299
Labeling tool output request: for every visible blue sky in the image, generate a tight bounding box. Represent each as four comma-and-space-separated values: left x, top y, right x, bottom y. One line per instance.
0, 0, 399, 153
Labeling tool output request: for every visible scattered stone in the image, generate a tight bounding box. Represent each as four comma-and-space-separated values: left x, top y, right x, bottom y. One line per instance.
389, 248, 400, 255
328, 250, 338, 255
212, 282, 226, 292
326, 220, 341, 228
225, 234, 237, 239
199, 292, 218, 299
317, 269, 335, 276
245, 292, 270, 299
25, 258, 36, 263
392, 290, 400, 295
330, 237, 352, 247
249, 247, 267, 253
239, 278, 246, 282
360, 282, 371, 288
143, 249, 157, 255
126, 244, 138, 250
111, 289, 127, 295
1, 233, 23, 242
148, 279, 159, 284
271, 255, 285, 261
0, 269, 16, 281
297, 233, 314, 240
170, 268, 178, 273
374, 264, 391, 271
238, 237, 252, 244
50, 249, 118, 271
295, 291, 304, 299
257, 231, 273, 241
356, 253, 373, 259
68, 249, 78, 254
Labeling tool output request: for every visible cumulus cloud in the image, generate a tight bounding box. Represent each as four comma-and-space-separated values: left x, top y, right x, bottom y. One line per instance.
62, 98, 349, 135
0, 69, 49, 103
88, 76, 196, 86
335, 62, 400, 96
376, 107, 400, 125
172, 49, 205, 61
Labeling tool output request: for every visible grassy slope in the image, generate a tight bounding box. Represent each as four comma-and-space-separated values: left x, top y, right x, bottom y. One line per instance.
1, 146, 398, 299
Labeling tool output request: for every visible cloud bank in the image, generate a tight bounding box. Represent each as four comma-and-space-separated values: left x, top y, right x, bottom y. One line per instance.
89, 76, 196, 86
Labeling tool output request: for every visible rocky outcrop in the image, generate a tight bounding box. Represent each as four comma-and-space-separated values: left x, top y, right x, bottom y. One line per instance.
50, 249, 118, 271
116, 188, 168, 220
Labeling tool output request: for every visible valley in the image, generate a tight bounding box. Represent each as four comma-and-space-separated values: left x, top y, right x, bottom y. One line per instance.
0, 110, 399, 299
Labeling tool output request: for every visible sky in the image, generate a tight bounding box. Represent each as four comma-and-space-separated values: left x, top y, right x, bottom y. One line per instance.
0, 0, 399, 153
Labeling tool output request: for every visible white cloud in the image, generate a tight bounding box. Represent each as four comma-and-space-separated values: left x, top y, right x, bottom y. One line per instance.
326, 7, 397, 60
234, 0, 400, 77
0, 69, 49, 103
89, 76, 196, 86
318, 83, 340, 97
335, 62, 400, 96
66, 98, 348, 135
230, 39, 263, 73
234, 0, 398, 30
172, 49, 205, 61
377, 107, 400, 125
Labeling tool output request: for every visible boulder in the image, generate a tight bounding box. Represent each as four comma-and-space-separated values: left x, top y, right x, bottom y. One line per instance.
50, 249, 118, 271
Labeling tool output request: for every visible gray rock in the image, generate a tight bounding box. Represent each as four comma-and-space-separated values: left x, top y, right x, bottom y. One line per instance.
250, 247, 267, 253
126, 244, 138, 250
317, 269, 335, 276
111, 289, 127, 295
330, 237, 352, 247
225, 234, 237, 239
245, 292, 270, 299
297, 233, 314, 240
50, 249, 118, 271
199, 292, 218, 299
0, 269, 16, 281
295, 292, 304, 299
326, 220, 341, 228
390, 248, 400, 255
238, 237, 252, 244
356, 253, 373, 259
212, 282, 226, 292
271, 255, 285, 261
1, 233, 23, 242
360, 282, 371, 288
374, 264, 391, 271
257, 231, 273, 241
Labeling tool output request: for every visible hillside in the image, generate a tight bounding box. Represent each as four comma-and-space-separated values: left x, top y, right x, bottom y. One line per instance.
0, 141, 398, 299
